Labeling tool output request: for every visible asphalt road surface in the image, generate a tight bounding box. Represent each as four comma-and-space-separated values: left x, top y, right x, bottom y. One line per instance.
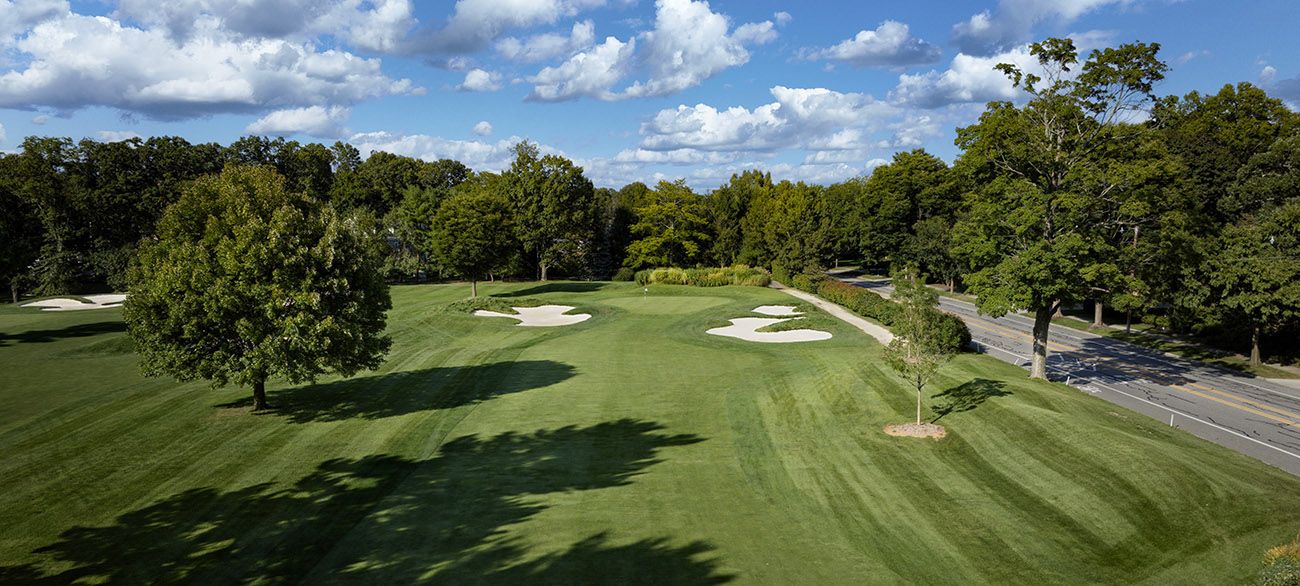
834, 273, 1300, 477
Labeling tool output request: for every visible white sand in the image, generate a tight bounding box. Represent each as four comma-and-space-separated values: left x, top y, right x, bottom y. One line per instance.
706, 317, 832, 343
752, 305, 802, 316
21, 294, 127, 311
473, 304, 592, 327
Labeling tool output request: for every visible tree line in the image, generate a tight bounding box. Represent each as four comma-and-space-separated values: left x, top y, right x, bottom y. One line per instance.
2, 37, 1297, 371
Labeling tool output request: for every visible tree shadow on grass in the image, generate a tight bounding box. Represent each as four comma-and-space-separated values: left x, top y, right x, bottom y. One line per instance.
0, 321, 127, 347
216, 360, 577, 423
0, 419, 726, 585
931, 378, 1011, 422
496, 282, 608, 297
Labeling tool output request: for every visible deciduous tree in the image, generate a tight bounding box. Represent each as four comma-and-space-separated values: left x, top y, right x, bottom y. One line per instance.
125, 165, 391, 411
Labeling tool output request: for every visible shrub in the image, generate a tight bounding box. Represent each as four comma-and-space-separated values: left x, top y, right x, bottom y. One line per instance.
612, 267, 636, 281
771, 264, 791, 286
790, 271, 828, 294
1260, 561, 1300, 586
927, 308, 973, 353
634, 266, 770, 287
439, 296, 547, 314
815, 280, 899, 326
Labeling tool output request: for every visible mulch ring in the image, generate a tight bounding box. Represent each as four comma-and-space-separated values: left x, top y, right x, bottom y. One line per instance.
883, 422, 947, 440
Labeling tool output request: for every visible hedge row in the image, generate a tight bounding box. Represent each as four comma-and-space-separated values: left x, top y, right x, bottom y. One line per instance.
787, 271, 972, 352
633, 266, 771, 288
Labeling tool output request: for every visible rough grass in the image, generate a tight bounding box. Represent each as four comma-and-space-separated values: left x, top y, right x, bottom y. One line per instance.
1, 281, 1298, 585
438, 295, 549, 314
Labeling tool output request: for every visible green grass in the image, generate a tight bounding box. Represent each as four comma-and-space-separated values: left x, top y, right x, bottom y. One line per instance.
1052, 317, 1300, 380
2, 281, 1299, 585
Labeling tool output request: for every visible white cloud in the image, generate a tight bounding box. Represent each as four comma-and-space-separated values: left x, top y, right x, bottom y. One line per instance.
413, 0, 606, 56
624, 0, 775, 98
773, 11, 792, 26
818, 21, 942, 68
889, 46, 1033, 108
472, 120, 493, 136
0, 122, 6, 145
638, 85, 895, 153
245, 105, 352, 138
0, 12, 417, 119
496, 19, 595, 62
1175, 50, 1211, 65
1260, 65, 1277, 86
951, 0, 1139, 56
527, 36, 636, 101
0, 0, 66, 43
347, 131, 527, 172
31, 114, 48, 124
96, 130, 141, 142
457, 68, 504, 91
112, 0, 415, 51
526, 0, 777, 101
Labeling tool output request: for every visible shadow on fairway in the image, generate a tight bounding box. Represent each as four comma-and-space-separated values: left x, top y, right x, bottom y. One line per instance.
217, 360, 578, 423
931, 378, 1011, 422
0, 320, 127, 347
0, 419, 730, 585
496, 281, 608, 297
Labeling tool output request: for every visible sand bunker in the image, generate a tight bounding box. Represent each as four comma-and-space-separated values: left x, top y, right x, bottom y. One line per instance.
473, 304, 591, 327
22, 294, 127, 311
707, 306, 831, 343
752, 305, 803, 316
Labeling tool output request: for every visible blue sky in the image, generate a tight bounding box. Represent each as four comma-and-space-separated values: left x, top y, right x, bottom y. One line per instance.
1, 0, 1297, 190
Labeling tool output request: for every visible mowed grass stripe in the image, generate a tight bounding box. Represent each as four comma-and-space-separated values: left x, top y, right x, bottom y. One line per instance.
2, 281, 1299, 585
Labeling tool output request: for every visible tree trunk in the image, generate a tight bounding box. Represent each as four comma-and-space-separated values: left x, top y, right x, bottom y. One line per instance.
1251, 325, 1262, 367
1092, 299, 1105, 329
948, 278, 955, 293
916, 384, 922, 424
10, 281, 17, 304
540, 263, 548, 282
1125, 309, 1132, 334
1030, 306, 1054, 380
1052, 301, 1065, 319
471, 279, 478, 298
252, 378, 269, 411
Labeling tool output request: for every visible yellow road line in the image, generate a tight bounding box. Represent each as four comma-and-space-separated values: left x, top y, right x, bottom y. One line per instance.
961, 315, 1300, 428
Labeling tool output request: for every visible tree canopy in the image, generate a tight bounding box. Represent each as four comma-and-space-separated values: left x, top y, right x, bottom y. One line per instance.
124, 165, 392, 411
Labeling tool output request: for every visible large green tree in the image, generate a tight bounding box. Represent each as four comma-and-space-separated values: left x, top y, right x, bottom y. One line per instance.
429, 189, 516, 297
501, 141, 597, 281
954, 37, 1168, 379
125, 165, 391, 411
624, 180, 710, 269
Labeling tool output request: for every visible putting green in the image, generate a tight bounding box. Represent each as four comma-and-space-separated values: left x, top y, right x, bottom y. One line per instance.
1, 281, 1297, 585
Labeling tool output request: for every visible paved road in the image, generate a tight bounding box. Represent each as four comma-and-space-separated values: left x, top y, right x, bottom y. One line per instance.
834, 273, 1300, 477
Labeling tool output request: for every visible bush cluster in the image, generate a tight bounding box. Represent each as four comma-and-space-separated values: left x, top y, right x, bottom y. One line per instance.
815, 279, 902, 326
1260, 537, 1300, 586
611, 267, 636, 281
796, 276, 971, 352
633, 266, 771, 288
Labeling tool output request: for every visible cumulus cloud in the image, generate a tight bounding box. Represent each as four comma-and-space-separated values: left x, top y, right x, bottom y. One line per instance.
112, 0, 415, 51
0, 122, 6, 145
638, 85, 895, 153
888, 46, 1034, 108
527, 36, 636, 101
817, 21, 942, 68
346, 131, 578, 173
951, 0, 1137, 56
457, 69, 504, 91
0, 11, 417, 120
0, 0, 66, 43
527, 0, 778, 102
31, 114, 48, 124
245, 105, 352, 138
472, 120, 494, 136
96, 130, 142, 142
411, 0, 606, 56
497, 19, 595, 62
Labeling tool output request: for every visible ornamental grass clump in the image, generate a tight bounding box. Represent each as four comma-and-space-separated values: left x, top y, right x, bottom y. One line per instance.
1261, 536, 1300, 586
633, 265, 771, 287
